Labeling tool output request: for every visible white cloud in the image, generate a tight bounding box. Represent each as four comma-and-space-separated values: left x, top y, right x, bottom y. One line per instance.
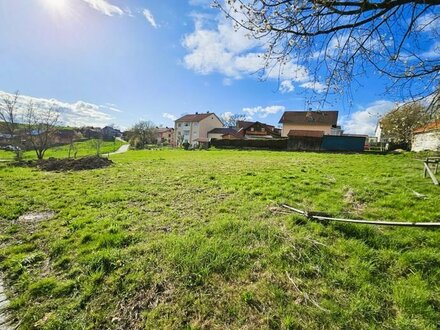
243, 105, 286, 119
341, 100, 396, 135
142, 9, 158, 28
280, 80, 294, 93
163, 112, 177, 122
182, 11, 314, 87
417, 13, 440, 32
300, 81, 327, 93
0, 91, 117, 127
80, 0, 124, 16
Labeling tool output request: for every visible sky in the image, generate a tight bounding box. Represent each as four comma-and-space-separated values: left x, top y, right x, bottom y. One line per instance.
0, 0, 431, 134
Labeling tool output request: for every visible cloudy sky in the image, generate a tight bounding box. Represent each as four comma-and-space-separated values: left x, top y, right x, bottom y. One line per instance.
0, 0, 417, 134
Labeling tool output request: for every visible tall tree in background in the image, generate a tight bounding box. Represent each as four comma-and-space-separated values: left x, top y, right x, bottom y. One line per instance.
381, 102, 430, 147
0, 91, 23, 159
129, 121, 158, 149
216, 0, 440, 107
24, 102, 60, 160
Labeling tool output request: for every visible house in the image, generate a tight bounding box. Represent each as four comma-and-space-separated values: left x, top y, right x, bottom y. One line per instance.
412, 122, 440, 152
156, 127, 175, 146
175, 112, 223, 146
207, 127, 240, 140
278, 110, 338, 137
236, 121, 281, 139
102, 126, 122, 140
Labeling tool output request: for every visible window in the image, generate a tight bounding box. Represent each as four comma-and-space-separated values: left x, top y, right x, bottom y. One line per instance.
178, 123, 181, 127
193, 122, 198, 127
250, 127, 255, 132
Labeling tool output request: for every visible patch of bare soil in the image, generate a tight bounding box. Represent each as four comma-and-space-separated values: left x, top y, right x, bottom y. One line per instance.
18, 211, 55, 223
35, 156, 113, 171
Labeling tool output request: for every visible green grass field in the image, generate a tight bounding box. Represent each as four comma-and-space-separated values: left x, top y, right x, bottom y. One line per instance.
0, 149, 439, 329
0, 139, 125, 161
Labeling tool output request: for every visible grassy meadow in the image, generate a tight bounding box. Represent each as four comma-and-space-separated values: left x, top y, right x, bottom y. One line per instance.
0, 149, 439, 329
0, 139, 125, 161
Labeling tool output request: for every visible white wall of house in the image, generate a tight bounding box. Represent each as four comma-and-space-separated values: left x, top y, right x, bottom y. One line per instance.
412, 131, 440, 152
175, 114, 223, 146
207, 133, 224, 140
281, 124, 332, 137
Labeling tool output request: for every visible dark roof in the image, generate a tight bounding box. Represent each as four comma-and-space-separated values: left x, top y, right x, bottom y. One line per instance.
208, 127, 238, 135
288, 130, 324, 138
237, 120, 275, 131
222, 131, 243, 139
176, 113, 214, 122
279, 111, 338, 125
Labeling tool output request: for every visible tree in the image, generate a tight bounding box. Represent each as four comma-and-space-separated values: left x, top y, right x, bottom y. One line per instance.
220, 113, 248, 127
380, 102, 430, 147
216, 0, 440, 106
24, 101, 60, 160
129, 121, 158, 149
90, 137, 103, 156
0, 91, 23, 160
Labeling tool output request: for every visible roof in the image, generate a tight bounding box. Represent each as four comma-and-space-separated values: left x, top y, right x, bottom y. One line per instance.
413, 122, 440, 134
194, 137, 209, 142
208, 127, 238, 135
288, 130, 324, 138
279, 111, 338, 125
237, 120, 276, 131
157, 127, 174, 133
222, 131, 243, 139
176, 113, 214, 122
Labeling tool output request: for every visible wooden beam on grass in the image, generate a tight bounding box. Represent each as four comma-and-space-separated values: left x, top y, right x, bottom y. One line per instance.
424, 162, 439, 186
282, 204, 440, 228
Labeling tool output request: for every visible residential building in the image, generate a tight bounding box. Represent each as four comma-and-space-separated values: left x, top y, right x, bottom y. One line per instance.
278, 110, 339, 137
156, 127, 175, 146
102, 126, 122, 140
236, 121, 281, 139
412, 122, 440, 152
207, 127, 239, 140
175, 112, 223, 146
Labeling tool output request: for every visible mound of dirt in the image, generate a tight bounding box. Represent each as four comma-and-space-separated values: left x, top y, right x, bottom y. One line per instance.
36, 156, 113, 171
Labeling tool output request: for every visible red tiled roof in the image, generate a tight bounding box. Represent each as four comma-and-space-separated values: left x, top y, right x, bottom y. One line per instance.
176, 113, 214, 122
413, 121, 440, 133
279, 111, 338, 125
287, 130, 324, 138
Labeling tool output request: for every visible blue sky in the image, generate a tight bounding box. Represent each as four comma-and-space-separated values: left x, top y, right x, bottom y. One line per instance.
0, 0, 426, 134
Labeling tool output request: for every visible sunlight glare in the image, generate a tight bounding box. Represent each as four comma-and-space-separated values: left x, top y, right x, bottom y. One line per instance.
42, 0, 71, 15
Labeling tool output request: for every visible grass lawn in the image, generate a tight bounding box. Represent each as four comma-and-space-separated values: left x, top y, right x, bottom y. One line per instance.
0, 139, 125, 161
0, 149, 439, 329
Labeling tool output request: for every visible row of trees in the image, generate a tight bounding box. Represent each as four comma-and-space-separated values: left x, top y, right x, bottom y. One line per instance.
0, 91, 60, 160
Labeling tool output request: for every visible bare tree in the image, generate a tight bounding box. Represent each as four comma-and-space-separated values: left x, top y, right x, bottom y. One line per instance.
216, 0, 440, 106
24, 102, 60, 160
221, 113, 248, 127
0, 91, 23, 159
129, 121, 158, 149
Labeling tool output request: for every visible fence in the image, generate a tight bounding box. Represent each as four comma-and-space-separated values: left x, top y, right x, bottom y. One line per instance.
212, 135, 366, 152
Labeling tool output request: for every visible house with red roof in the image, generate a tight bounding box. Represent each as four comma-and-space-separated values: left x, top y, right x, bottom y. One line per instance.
412, 122, 440, 152
278, 110, 339, 137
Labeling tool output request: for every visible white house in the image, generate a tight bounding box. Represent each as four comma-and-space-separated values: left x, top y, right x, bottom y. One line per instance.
175, 112, 223, 146
412, 122, 440, 152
